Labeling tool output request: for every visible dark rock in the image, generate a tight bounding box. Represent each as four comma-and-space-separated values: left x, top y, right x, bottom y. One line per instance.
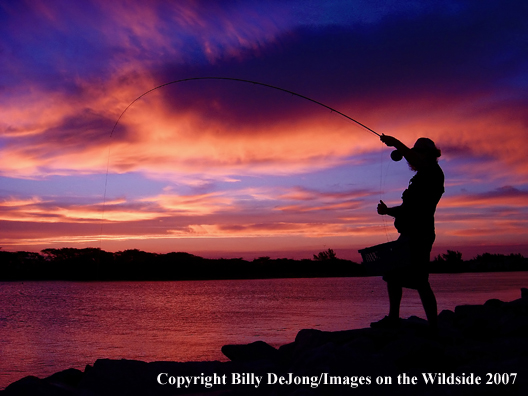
484, 298, 504, 308
291, 341, 337, 372
342, 335, 375, 355
277, 341, 296, 362
78, 359, 229, 396
453, 303, 504, 338
221, 340, 278, 362
294, 329, 326, 351
383, 335, 448, 372
45, 368, 84, 389
77, 359, 151, 396
3, 376, 74, 396
499, 311, 528, 336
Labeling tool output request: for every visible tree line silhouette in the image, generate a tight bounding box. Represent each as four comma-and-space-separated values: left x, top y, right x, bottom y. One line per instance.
0, 247, 526, 281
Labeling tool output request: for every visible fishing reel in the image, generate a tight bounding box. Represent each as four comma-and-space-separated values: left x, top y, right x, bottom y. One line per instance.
390, 150, 403, 161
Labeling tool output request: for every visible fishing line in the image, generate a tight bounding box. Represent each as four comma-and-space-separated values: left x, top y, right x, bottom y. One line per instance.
109, 77, 381, 138
101, 77, 383, 248
379, 148, 392, 242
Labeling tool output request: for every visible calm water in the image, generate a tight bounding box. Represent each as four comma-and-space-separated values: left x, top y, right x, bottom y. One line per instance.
1, 273, 527, 389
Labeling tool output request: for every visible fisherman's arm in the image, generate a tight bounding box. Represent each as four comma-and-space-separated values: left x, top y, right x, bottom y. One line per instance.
380, 134, 423, 167
377, 200, 401, 217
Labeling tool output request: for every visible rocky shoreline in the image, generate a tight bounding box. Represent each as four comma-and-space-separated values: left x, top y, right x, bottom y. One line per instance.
2, 289, 527, 395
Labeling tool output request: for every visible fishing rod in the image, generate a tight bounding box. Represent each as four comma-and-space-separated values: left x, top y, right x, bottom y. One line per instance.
101, 77, 390, 248
110, 76, 382, 138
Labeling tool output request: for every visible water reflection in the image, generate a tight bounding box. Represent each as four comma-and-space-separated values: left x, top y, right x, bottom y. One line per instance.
1, 273, 527, 389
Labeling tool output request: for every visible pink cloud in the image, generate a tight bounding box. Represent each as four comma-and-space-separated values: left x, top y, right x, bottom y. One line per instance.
1, 0, 527, 258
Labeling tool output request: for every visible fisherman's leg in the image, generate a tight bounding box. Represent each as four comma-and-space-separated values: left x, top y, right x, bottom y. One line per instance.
418, 282, 438, 328
370, 281, 402, 328
387, 281, 402, 319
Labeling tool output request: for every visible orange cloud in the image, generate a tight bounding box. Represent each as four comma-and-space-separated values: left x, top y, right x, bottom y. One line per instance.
441, 186, 528, 208
1, 0, 526, 260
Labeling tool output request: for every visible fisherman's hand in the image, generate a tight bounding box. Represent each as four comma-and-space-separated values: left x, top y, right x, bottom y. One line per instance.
377, 200, 388, 215
380, 134, 400, 147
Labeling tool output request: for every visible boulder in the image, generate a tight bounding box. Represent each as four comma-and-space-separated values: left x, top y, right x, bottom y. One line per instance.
221, 340, 278, 362
3, 375, 75, 396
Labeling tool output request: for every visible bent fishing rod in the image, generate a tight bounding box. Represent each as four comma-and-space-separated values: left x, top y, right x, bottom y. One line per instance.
110, 76, 381, 138
101, 77, 389, 245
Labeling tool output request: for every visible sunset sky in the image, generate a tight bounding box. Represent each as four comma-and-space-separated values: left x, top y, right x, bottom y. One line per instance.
1, 0, 527, 261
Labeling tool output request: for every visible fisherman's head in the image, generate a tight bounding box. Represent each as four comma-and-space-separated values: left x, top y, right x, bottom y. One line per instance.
413, 137, 441, 161
408, 137, 441, 170
412, 138, 441, 158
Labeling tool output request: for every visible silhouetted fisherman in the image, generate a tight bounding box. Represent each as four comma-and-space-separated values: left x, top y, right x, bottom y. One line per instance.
371, 135, 444, 330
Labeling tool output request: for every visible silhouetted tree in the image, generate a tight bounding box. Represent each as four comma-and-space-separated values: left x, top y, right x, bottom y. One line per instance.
0, 246, 525, 281
434, 250, 463, 264
313, 248, 337, 261
470, 252, 526, 271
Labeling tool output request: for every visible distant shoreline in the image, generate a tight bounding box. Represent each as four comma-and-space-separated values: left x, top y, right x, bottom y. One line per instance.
1, 247, 527, 281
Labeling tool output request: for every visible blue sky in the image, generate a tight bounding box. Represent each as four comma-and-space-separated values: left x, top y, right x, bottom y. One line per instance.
1, 0, 527, 260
